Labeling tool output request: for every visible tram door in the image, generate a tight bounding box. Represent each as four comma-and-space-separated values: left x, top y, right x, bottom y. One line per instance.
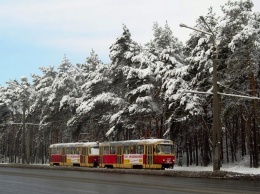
61, 147, 66, 165
116, 146, 122, 168
145, 144, 153, 168
81, 147, 87, 166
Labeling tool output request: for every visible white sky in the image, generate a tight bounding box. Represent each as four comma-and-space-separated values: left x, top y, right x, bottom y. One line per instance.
0, 0, 260, 86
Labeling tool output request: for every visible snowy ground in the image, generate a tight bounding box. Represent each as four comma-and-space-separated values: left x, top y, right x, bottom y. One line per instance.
31, 162, 260, 176
174, 164, 260, 175
173, 155, 260, 175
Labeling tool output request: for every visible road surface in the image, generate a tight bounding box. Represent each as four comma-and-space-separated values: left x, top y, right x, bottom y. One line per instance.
0, 167, 259, 194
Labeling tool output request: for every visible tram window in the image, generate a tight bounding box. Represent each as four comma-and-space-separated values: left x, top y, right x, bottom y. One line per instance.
130, 146, 136, 154
51, 148, 56, 154
137, 145, 144, 154
71, 147, 76, 154
104, 146, 109, 154
155, 145, 159, 153
155, 144, 173, 154
66, 147, 71, 154
124, 146, 130, 154
110, 146, 116, 154
90, 147, 99, 155
75, 147, 80, 154
82, 148, 87, 155
117, 146, 122, 155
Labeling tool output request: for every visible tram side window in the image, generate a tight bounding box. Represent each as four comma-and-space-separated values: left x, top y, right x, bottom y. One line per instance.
137, 145, 144, 154
124, 146, 130, 154
66, 147, 71, 154
104, 146, 109, 154
117, 146, 122, 155
130, 146, 136, 154
90, 147, 99, 155
51, 147, 61, 154
155, 145, 160, 153
110, 146, 116, 154
75, 147, 80, 154
51, 148, 55, 154
82, 147, 88, 155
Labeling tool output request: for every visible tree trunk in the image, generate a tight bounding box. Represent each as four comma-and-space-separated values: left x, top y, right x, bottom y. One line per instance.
195, 126, 199, 166
249, 62, 258, 168
240, 108, 246, 157
246, 115, 253, 167
185, 132, 189, 167
225, 124, 229, 163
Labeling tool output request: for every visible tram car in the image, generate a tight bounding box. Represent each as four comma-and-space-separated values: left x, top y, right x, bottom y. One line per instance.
99, 139, 175, 169
49, 142, 99, 167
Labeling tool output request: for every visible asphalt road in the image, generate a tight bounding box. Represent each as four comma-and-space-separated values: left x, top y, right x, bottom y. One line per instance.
0, 167, 259, 194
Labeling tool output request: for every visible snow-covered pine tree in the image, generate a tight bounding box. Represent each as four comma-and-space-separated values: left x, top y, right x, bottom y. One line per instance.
106, 25, 142, 140
67, 50, 124, 142
145, 22, 193, 139
38, 56, 81, 142
182, 8, 219, 166
217, 0, 260, 168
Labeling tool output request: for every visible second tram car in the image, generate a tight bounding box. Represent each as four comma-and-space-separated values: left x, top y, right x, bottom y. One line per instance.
49, 142, 99, 167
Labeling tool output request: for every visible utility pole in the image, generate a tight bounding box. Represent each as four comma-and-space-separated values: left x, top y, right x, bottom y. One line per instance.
22, 101, 26, 164
180, 16, 221, 171
211, 36, 221, 171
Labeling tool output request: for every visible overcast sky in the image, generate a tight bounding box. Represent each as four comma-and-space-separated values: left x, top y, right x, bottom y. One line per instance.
0, 0, 260, 86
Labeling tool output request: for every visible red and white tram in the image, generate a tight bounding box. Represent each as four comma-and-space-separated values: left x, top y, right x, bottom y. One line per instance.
99, 139, 175, 169
49, 138, 175, 169
49, 142, 99, 167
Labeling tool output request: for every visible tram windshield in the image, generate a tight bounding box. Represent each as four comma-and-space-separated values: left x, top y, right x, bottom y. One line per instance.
155, 144, 173, 154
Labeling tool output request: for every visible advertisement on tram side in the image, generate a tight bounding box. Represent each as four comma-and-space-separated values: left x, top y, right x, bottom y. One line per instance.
66, 154, 80, 163
123, 154, 143, 164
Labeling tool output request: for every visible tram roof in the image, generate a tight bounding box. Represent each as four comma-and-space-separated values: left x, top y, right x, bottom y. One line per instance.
100, 138, 172, 146
49, 142, 99, 148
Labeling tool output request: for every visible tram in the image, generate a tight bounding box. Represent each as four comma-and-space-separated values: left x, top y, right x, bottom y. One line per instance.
49, 142, 99, 167
49, 138, 175, 169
